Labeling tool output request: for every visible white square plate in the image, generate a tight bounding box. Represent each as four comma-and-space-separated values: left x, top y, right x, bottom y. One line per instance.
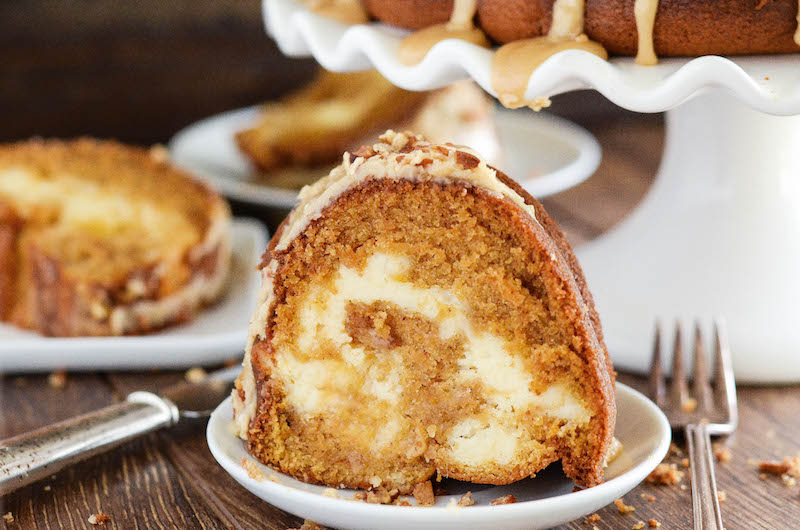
0, 218, 268, 373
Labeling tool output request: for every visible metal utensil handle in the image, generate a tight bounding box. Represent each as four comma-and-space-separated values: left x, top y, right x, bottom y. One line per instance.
686, 423, 724, 529
0, 391, 178, 495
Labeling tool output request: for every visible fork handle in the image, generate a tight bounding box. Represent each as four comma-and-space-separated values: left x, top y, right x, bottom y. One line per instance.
686, 423, 724, 529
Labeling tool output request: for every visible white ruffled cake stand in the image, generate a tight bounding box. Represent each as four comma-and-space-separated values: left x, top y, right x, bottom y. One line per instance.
264, 0, 800, 382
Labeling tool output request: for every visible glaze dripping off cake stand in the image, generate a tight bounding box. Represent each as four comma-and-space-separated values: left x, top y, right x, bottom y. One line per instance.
264, 0, 800, 382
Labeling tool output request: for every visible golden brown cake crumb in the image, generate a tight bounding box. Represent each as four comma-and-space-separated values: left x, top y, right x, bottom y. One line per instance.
648, 520, 661, 528
393, 499, 412, 506
48, 370, 67, 389
632, 522, 645, 530
322, 488, 339, 498
353, 491, 368, 502
457, 492, 476, 506
366, 487, 400, 504
668, 442, 683, 457
587, 513, 601, 522
490, 494, 517, 505
240, 458, 266, 482
759, 456, 800, 477
680, 458, 690, 468
646, 463, 685, 485
713, 444, 732, 463
717, 490, 727, 502
614, 498, 635, 514
87, 512, 111, 526
681, 398, 698, 413
3, 512, 14, 523
413, 481, 435, 506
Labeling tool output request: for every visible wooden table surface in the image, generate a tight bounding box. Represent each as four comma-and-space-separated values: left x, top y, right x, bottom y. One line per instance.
2, 115, 800, 530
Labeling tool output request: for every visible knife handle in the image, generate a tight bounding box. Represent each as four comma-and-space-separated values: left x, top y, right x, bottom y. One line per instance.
0, 391, 178, 496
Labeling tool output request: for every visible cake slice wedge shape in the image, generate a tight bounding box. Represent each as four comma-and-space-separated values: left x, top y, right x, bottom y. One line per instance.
234, 130, 615, 490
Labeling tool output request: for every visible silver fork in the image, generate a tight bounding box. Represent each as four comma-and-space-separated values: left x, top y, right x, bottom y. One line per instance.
649, 319, 738, 529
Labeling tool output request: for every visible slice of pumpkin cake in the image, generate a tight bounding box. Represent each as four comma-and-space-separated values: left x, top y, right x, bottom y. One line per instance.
233, 130, 615, 490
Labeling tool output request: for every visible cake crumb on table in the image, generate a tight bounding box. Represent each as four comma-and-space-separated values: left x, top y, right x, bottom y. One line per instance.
87, 512, 111, 525
758, 456, 800, 477
680, 458, 690, 468
646, 463, 685, 485
587, 513, 600, 522
614, 498, 635, 513
632, 522, 645, 530
649, 519, 661, 528
669, 442, 683, 456
185, 366, 207, 383
457, 491, 475, 506
3, 512, 14, 523
240, 458, 265, 481
48, 370, 67, 389
718, 490, 727, 502
682, 397, 698, 412
413, 481, 435, 506
490, 494, 517, 505
640, 493, 656, 501
713, 443, 732, 463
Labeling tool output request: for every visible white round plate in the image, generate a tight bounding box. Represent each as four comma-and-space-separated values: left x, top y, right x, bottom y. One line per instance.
0, 219, 268, 373
207, 383, 670, 530
168, 106, 600, 208
265, 0, 800, 116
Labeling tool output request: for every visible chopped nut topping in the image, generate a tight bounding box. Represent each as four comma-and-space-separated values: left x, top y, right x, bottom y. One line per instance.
87, 512, 111, 525
48, 370, 67, 389
413, 481, 435, 507
646, 463, 685, 485
614, 498, 635, 514
490, 494, 517, 505
456, 150, 480, 170
457, 492, 475, 507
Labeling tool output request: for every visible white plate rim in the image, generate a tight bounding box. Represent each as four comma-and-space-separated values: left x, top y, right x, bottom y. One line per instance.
168, 106, 601, 208
207, 382, 671, 529
0, 218, 269, 373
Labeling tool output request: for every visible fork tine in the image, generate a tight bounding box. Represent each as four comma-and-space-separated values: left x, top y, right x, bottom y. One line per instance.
692, 322, 712, 412
670, 321, 689, 408
713, 319, 738, 431
649, 321, 666, 407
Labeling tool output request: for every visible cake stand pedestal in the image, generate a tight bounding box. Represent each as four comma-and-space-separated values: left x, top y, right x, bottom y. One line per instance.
578, 90, 800, 382
263, 0, 800, 381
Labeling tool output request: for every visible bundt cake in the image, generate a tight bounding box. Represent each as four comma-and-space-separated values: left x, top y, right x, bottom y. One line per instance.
233, 130, 616, 491
301, 0, 800, 109
236, 70, 501, 189
0, 139, 231, 337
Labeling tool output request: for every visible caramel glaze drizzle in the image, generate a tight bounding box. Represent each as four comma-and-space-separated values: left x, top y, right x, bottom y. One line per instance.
396, 0, 490, 65
309, 0, 668, 111
634, 0, 659, 65
795, 2, 800, 46
490, 0, 607, 110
